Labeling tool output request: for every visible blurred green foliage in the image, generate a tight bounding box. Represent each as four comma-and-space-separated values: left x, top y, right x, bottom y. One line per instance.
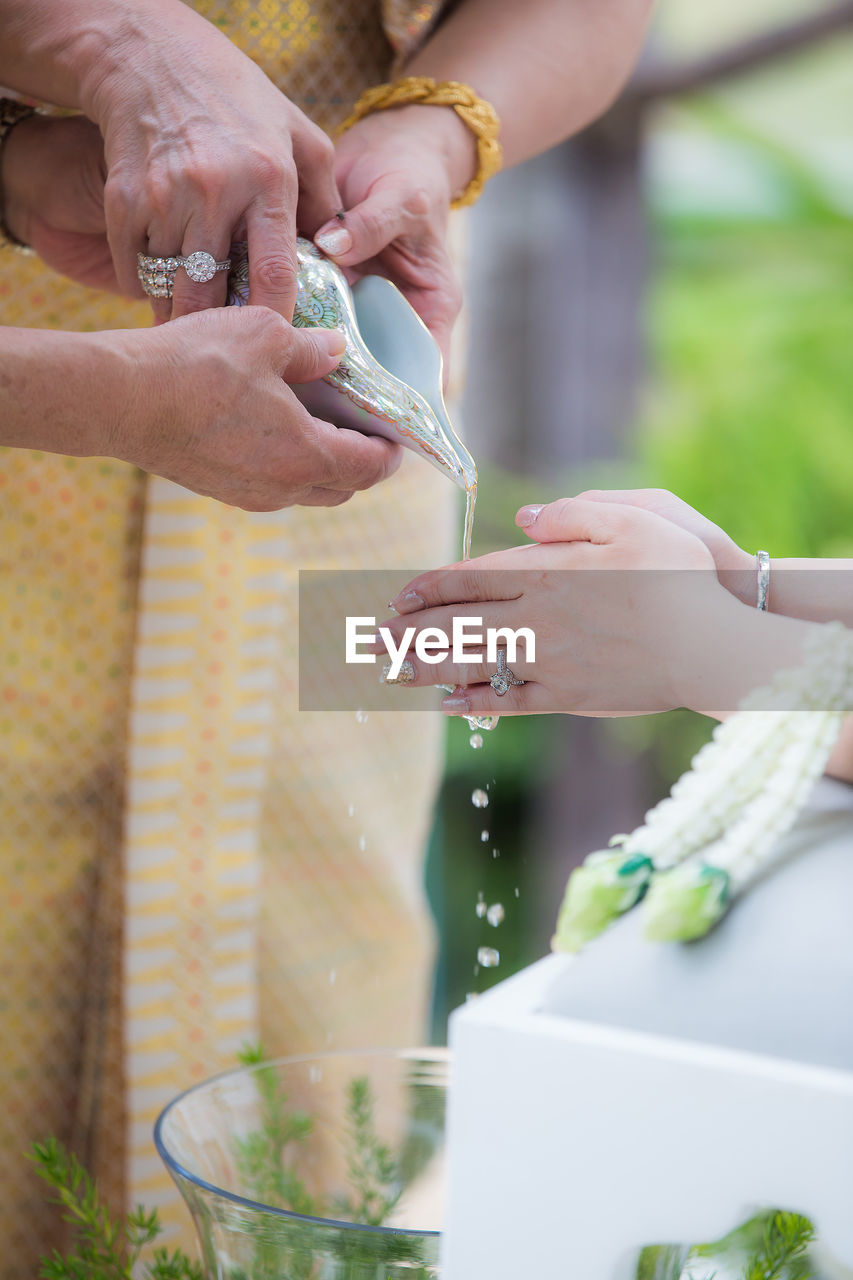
643, 108, 853, 561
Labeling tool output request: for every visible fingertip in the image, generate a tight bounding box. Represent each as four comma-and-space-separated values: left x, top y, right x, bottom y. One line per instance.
516, 504, 544, 529
314, 226, 353, 258
304, 325, 347, 360
441, 686, 471, 716
390, 588, 427, 615
384, 439, 403, 477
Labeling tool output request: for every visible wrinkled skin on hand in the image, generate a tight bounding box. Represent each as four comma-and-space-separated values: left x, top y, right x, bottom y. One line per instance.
317, 105, 474, 371
114, 307, 401, 509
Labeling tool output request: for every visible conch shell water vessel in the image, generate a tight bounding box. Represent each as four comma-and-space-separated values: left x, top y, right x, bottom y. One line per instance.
228, 238, 477, 554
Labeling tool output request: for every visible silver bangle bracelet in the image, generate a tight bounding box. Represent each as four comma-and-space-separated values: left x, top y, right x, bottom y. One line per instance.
756, 550, 771, 612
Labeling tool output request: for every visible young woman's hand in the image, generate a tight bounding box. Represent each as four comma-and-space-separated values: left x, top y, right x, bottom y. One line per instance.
314, 105, 476, 370
546, 489, 755, 598
1, 113, 116, 292
374, 496, 806, 719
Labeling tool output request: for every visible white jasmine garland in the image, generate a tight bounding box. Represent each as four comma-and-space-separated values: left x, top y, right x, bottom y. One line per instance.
553, 623, 853, 951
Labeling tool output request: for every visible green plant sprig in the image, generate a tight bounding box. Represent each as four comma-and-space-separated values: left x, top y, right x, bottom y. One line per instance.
30, 1138, 202, 1280
637, 1209, 816, 1280
338, 1075, 403, 1228
741, 1211, 814, 1280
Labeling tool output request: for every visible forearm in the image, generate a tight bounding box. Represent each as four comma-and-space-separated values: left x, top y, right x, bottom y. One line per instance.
719, 557, 853, 627
406, 0, 653, 168
678, 591, 853, 784
768, 560, 853, 627
0, 327, 137, 458
0, 0, 234, 118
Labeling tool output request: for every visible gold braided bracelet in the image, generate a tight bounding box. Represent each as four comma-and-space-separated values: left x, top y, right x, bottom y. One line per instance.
338, 76, 502, 209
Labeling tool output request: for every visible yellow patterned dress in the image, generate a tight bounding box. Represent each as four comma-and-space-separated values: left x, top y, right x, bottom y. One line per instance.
0, 1, 458, 1270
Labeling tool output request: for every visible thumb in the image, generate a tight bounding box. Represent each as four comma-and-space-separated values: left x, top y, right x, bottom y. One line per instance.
279, 325, 347, 383
314, 185, 412, 266
515, 497, 633, 545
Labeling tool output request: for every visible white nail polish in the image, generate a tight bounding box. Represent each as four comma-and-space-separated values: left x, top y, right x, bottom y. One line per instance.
315, 228, 352, 256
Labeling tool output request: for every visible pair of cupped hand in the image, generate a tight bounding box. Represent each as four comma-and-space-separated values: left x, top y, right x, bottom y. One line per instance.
3, 39, 469, 509
375, 488, 804, 720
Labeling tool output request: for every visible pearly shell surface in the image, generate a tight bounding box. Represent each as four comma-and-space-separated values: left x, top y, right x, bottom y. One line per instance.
227, 239, 477, 494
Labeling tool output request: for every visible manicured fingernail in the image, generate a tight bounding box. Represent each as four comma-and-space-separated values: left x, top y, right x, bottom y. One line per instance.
441, 691, 471, 715
516, 504, 544, 528
390, 590, 426, 614
381, 659, 415, 685
315, 227, 353, 256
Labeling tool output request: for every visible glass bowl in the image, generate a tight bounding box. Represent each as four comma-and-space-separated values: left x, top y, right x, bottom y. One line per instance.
155, 1048, 447, 1278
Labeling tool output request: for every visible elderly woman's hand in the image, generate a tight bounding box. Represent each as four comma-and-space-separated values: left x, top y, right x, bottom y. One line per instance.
117, 308, 401, 508
313, 105, 477, 369
80, 3, 340, 322
3, 308, 401, 509
1, 113, 116, 292
373, 496, 769, 718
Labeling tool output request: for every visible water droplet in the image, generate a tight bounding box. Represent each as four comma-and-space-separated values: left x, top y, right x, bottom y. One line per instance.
477, 946, 500, 968
355, 708, 368, 724
475, 892, 487, 919
480, 829, 489, 842
471, 788, 489, 809
309, 1065, 323, 1083
469, 733, 483, 750
347, 802, 355, 818
514, 887, 520, 899
329, 969, 336, 985
487, 903, 505, 928
466, 715, 500, 732
358, 834, 366, 852
492, 848, 500, 859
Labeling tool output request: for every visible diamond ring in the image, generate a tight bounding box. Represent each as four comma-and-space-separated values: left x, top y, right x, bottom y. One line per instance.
137, 250, 231, 299
488, 648, 525, 697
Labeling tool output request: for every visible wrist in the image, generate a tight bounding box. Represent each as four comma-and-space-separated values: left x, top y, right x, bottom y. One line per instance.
99, 328, 163, 468
75, 4, 156, 123
0, 328, 138, 458
715, 546, 760, 607
76, 1, 229, 124
672, 591, 811, 716
346, 102, 478, 206
395, 103, 478, 203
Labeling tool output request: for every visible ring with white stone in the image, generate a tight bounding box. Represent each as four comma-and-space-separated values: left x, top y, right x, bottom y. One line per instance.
488, 648, 525, 697
137, 253, 179, 298
137, 249, 231, 297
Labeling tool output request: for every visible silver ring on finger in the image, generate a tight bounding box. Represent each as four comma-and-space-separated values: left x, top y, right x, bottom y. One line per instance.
488, 647, 525, 697
177, 249, 232, 283
137, 249, 231, 298
137, 253, 179, 299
